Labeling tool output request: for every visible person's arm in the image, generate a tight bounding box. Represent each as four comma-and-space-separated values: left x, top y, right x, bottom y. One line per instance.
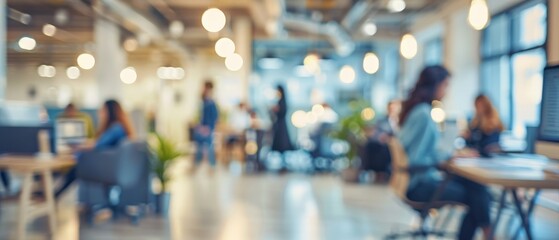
208, 102, 218, 130
95, 124, 126, 150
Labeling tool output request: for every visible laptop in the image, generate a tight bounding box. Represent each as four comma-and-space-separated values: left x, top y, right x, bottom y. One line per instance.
56, 118, 87, 146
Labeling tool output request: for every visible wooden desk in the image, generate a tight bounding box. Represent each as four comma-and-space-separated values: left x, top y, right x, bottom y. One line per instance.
448, 156, 559, 240
0, 155, 75, 240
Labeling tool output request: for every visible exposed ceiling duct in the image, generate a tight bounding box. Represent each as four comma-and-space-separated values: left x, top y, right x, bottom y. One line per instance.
93, 0, 190, 62
282, 13, 355, 57
341, 0, 375, 30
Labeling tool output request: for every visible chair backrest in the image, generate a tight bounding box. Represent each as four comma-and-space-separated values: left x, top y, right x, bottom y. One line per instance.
387, 138, 411, 200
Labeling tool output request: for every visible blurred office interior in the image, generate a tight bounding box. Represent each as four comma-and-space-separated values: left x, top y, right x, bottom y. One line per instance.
0, 0, 559, 239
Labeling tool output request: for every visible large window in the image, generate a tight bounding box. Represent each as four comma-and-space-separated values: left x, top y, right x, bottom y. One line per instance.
481, 0, 547, 138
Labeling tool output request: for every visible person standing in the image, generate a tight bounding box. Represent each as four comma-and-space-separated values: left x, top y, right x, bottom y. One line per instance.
270, 86, 294, 171
194, 81, 219, 171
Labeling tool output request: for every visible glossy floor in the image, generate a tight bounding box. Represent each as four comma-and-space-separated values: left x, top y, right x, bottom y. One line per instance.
1, 163, 558, 240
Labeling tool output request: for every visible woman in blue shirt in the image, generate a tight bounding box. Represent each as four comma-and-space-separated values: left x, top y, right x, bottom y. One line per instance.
398, 66, 491, 240
55, 100, 135, 198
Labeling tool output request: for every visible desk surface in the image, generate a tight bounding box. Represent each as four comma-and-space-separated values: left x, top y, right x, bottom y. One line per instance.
0, 154, 75, 171
449, 156, 559, 189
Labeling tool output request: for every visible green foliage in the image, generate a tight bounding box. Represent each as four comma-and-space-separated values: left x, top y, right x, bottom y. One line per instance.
330, 100, 375, 164
150, 134, 183, 191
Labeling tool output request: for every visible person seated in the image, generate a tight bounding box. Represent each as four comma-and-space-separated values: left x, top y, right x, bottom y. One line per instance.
399, 66, 491, 240
55, 99, 135, 198
57, 103, 96, 139
463, 94, 504, 157
362, 100, 401, 182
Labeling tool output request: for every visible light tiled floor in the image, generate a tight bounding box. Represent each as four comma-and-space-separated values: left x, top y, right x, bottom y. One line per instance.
1, 162, 558, 240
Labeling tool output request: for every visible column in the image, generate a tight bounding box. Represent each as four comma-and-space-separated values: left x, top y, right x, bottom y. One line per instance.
549, 0, 559, 64
0, 0, 6, 100
234, 16, 252, 102
95, 18, 126, 103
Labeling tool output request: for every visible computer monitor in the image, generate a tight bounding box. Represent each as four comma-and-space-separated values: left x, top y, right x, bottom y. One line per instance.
536, 64, 559, 160
56, 118, 87, 145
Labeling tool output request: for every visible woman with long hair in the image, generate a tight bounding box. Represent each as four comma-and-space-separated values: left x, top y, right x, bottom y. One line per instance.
271, 85, 294, 171
398, 66, 491, 240
464, 94, 504, 156
55, 99, 135, 198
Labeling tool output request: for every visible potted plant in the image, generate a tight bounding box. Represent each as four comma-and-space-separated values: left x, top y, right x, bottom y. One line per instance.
150, 134, 183, 216
331, 100, 375, 182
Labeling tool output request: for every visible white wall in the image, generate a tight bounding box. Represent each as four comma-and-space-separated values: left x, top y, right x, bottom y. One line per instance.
5, 52, 247, 144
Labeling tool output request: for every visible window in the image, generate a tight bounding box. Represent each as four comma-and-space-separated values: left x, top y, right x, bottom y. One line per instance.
481, 0, 547, 138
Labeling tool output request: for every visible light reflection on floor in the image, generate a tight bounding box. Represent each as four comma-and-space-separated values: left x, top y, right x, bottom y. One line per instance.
0, 160, 558, 240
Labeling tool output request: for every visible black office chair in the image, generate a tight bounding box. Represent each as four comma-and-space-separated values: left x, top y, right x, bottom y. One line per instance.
385, 138, 463, 239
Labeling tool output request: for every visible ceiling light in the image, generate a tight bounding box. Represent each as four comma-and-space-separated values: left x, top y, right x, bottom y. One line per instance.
363, 52, 380, 74
362, 21, 377, 36
37, 65, 56, 78
400, 34, 418, 59
388, 0, 406, 13
304, 53, 320, 74
54, 9, 69, 25
42, 24, 57, 37
18, 36, 36, 51
120, 67, 137, 84
339, 65, 356, 84
215, 37, 235, 57
225, 53, 243, 71
202, 8, 226, 33
169, 20, 184, 38
124, 37, 139, 52
157, 67, 185, 80
77, 53, 95, 70
468, 0, 490, 30
66, 66, 80, 79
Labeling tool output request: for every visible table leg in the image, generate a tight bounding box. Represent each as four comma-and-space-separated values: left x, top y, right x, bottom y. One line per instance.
489, 189, 507, 240
511, 189, 533, 240
41, 170, 57, 235
512, 189, 540, 240
17, 173, 33, 240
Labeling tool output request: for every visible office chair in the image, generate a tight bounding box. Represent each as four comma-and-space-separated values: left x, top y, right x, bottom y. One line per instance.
385, 138, 462, 239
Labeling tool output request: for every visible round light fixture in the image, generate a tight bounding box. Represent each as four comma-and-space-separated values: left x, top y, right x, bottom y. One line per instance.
468, 0, 490, 30
37, 65, 56, 78
169, 20, 185, 38
400, 34, 418, 59
363, 52, 380, 74
387, 0, 406, 13
42, 24, 57, 37
303, 53, 320, 74
339, 65, 356, 84
77, 53, 95, 70
18, 36, 36, 51
66, 66, 80, 79
312, 104, 325, 116
362, 21, 377, 36
225, 53, 243, 71
201, 8, 226, 33
120, 67, 137, 84
215, 37, 235, 57
123, 37, 139, 52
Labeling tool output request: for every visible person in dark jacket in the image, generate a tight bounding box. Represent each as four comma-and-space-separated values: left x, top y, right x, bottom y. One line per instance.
271, 86, 294, 171
194, 81, 219, 169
